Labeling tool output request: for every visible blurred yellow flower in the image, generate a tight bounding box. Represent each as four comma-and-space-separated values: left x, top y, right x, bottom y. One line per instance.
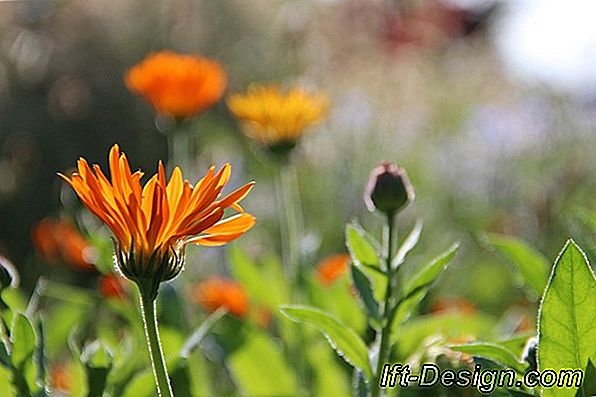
227, 84, 328, 147
59, 144, 255, 287
125, 51, 227, 119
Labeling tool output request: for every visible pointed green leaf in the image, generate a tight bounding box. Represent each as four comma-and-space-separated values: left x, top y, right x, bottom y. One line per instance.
506, 390, 536, 396
279, 305, 373, 380
346, 223, 386, 302
485, 233, 549, 298
350, 265, 380, 324
81, 341, 112, 397
392, 221, 423, 269
11, 313, 36, 368
229, 246, 289, 308
395, 312, 496, 359
227, 329, 297, 396
346, 223, 381, 269
449, 343, 527, 373
402, 243, 459, 300
575, 359, 596, 397
538, 240, 596, 397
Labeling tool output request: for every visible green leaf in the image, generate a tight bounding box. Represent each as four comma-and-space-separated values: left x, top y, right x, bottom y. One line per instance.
0, 342, 9, 368
81, 341, 112, 397
10, 313, 36, 368
350, 265, 380, 324
229, 246, 289, 309
346, 223, 386, 302
227, 329, 297, 396
306, 338, 351, 397
484, 233, 549, 298
448, 343, 527, 373
346, 223, 381, 269
506, 389, 536, 396
394, 312, 496, 359
538, 240, 596, 397
575, 359, 596, 397
391, 221, 423, 269
401, 243, 459, 300
391, 289, 425, 332
279, 304, 373, 380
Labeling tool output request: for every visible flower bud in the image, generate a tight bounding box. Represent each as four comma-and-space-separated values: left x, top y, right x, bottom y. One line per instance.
364, 162, 415, 215
0, 256, 18, 292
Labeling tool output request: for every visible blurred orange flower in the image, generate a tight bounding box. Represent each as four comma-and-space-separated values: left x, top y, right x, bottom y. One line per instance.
191, 277, 249, 317
50, 364, 70, 393
316, 254, 350, 286
430, 297, 476, 316
99, 273, 127, 300
32, 218, 95, 270
227, 84, 328, 146
125, 51, 227, 119
59, 144, 255, 285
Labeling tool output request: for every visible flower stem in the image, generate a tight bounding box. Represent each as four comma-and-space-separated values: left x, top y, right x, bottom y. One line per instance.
372, 212, 397, 397
277, 163, 303, 279
139, 291, 174, 397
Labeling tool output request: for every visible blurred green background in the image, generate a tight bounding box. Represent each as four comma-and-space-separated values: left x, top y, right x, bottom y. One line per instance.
0, 1, 596, 394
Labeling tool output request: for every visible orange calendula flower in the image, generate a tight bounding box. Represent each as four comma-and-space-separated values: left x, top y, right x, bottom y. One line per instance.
316, 254, 350, 286
99, 274, 127, 300
191, 277, 249, 317
59, 144, 255, 295
125, 51, 227, 119
50, 364, 71, 393
227, 84, 328, 150
430, 297, 476, 316
32, 218, 96, 270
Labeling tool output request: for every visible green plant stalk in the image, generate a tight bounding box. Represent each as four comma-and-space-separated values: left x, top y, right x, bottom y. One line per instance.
139, 292, 174, 397
277, 163, 302, 280
276, 162, 311, 392
372, 212, 397, 397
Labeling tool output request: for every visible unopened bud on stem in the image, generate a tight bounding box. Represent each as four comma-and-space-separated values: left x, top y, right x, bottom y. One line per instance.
364, 162, 415, 215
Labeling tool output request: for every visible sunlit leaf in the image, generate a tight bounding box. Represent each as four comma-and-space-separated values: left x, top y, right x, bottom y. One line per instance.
11, 313, 35, 368
449, 342, 527, 373
280, 305, 373, 380
484, 233, 549, 299
394, 312, 496, 360
391, 221, 423, 269
346, 223, 386, 302
401, 243, 459, 300
350, 265, 380, 325
538, 240, 596, 397
81, 341, 112, 397
575, 359, 596, 397
229, 246, 289, 309
346, 223, 381, 269
227, 329, 297, 396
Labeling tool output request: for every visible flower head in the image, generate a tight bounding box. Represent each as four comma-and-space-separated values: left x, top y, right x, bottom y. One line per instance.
59, 144, 255, 295
227, 84, 328, 153
125, 51, 227, 119
190, 277, 248, 317
316, 254, 350, 286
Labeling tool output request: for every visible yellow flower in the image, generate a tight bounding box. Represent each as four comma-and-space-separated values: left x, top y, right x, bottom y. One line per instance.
227, 84, 328, 148
125, 51, 227, 119
59, 144, 255, 293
